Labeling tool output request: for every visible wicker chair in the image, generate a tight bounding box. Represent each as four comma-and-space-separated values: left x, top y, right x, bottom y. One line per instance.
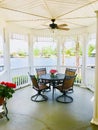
65, 68, 77, 76
36, 68, 51, 91
56, 75, 77, 103
29, 74, 49, 102
36, 68, 47, 82
65, 68, 77, 93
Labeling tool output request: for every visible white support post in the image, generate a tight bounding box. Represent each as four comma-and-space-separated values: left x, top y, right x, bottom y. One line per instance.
28, 34, 34, 74
57, 36, 65, 73
81, 33, 88, 87
91, 10, 98, 125
57, 37, 61, 72
3, 28, 11, 81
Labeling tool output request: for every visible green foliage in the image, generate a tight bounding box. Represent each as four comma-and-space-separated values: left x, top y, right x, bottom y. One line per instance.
75, 75, 81, 83
18, 51, 27, 56
33, 48, 40, 56
88, 44, 95, 56
66, 49, 71, 56
42, 46, 56, 56
65, 48, 75, 56
34, 46, 77, 57
0, 85, 15, 99
10, 51, 27, 57
33, 46, 56, 57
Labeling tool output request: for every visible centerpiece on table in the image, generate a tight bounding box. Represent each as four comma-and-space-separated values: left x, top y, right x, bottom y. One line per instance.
50, 69, 57, 78
0, 81, 16, 105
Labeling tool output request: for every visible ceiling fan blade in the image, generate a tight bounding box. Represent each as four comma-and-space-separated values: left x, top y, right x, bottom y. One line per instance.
57, 27, 70, 30
58, 24, 68, 27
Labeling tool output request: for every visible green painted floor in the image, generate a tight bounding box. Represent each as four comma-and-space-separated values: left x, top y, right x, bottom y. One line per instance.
0, 86, 98, 130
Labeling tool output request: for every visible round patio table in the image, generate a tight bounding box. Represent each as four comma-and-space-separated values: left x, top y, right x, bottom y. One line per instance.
39, 73, 65, 99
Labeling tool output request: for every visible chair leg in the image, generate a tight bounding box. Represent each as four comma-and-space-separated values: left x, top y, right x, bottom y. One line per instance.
3, 102, 9, 120
56, 93, 73, 103
31, 91, 48, 102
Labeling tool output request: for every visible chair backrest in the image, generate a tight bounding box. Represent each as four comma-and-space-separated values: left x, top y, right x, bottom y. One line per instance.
62, 75, 76, 90
36, 68, 47, 79
65, 68, 77, 76
29, 75, 39, 89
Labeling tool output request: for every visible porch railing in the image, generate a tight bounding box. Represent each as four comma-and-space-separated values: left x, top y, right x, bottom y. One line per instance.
10, 67, 30, 89
9, 65, 82, 89
0, 65, 93, 91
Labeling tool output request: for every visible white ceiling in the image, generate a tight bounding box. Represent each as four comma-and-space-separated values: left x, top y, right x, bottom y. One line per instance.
0, 0, 98, 31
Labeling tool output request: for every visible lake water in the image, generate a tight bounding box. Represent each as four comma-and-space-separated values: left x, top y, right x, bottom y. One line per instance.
0, 56, 95, 69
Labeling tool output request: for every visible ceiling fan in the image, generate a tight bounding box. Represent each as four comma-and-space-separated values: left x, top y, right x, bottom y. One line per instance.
49, 19, 70, 30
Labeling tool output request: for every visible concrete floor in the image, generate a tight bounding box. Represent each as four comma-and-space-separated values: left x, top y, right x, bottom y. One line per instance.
0, 86, 98, 130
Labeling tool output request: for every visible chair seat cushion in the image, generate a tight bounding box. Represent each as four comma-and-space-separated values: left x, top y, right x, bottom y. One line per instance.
34, 84, 49, 91
56, 84, 69, 92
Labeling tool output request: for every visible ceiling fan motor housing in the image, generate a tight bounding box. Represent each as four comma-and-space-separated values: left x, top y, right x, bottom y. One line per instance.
49, 23, 57, 29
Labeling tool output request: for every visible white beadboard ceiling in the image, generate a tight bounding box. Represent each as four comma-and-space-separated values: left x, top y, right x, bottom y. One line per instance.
0, 0, 98, 30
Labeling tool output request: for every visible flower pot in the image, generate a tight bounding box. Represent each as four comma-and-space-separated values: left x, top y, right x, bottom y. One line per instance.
0, 97, 4, 105
50, 73, 54, 78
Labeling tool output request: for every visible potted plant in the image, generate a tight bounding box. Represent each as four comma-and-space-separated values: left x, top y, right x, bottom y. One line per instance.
0, 81, 16, 105
50, 69, 57, 78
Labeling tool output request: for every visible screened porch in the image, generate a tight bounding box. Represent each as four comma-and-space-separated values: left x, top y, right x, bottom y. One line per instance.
0, 0, 98, 126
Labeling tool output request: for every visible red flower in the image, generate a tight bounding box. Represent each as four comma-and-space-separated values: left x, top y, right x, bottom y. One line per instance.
0, 81, 16, 88
0, 81, 16, 99
50, 69, 57, 74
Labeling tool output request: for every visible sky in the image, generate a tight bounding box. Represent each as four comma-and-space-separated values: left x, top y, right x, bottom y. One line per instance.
10, 39, 28, 53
